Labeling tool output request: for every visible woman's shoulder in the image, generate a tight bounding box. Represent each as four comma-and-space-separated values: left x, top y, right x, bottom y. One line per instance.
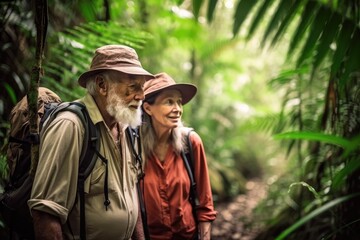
181, 127, 202, 144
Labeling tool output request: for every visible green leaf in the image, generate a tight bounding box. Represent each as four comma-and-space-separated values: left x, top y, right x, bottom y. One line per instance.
78, 0, 97, 22
270, 0, 304, 47
287, 0, 319, 58
273, 131, 351, 148
296, 6, 331, 67
3, 82, 17, 105
332, 156, 360, 190
44, 21, 153, 95
312, 12, 342, 72
330, 19, 355, 77
261, 0, 293, 47
232, 0, 258, 36
288, 182, 321, 200
247, 0, 276, 40
193, 0, 203, 20
338, 28, 360, 89
207, 0, 218, 23
275, 193, 360, 240
269, 67, 309, 86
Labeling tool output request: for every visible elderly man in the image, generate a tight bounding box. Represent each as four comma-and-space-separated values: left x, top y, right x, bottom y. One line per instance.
28, 45, 153, 240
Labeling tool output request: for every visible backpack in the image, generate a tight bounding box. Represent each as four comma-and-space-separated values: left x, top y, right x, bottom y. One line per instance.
0, 87, 101, 240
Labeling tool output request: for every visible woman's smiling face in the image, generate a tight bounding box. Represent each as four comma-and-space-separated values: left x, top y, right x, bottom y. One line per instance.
143, 89, 183, 131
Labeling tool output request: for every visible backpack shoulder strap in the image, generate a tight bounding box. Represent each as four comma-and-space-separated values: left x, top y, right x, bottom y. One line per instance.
67, 102, 100, 178
126, 127, 151, 239
68, 102, 100, 240
45, 101, 100, 178
125, 127, 144, 178
185, 129, 195, 174
181, 128, 200, 222
47, 102, 100, 240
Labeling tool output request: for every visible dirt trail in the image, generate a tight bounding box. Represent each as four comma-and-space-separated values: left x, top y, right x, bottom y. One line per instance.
211, 179, 268, 240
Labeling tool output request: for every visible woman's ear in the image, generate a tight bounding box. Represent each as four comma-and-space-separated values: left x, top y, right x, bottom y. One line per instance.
143, 102, 152, 116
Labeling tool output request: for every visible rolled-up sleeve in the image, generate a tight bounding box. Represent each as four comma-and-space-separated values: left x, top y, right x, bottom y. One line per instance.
28, 112, 84, 224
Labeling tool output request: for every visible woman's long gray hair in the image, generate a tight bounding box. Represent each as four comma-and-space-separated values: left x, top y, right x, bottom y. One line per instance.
140, 105, 189, 160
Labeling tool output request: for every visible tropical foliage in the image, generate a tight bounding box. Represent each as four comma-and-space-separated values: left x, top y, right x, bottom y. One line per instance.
1, 0, 359, 239
192, 0, 360, 239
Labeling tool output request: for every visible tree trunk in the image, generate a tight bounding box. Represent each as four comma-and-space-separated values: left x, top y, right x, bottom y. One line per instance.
28, 0, 48, 178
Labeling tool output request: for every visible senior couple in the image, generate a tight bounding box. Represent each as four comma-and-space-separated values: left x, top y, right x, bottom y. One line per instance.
28, 45, 216, 240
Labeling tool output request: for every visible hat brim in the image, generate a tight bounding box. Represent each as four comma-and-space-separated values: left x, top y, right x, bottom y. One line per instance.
145, 83, 197, 105
78, 66, 154, 88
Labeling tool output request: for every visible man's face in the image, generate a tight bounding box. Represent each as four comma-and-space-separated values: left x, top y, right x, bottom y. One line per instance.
106, 74, 146, 128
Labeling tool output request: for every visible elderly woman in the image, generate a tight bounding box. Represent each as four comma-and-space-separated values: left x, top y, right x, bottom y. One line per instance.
140, 72, 217, 240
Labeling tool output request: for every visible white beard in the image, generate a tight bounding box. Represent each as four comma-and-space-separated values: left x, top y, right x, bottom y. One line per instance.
106, 90, 142, 128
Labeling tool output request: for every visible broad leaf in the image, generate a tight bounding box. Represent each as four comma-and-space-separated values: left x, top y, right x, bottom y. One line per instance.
233, 0, 258, 36
312, 12, 342, 73
261, 0, 292, 47
193, 0, 203, 20
330, 19, 354, 77
296, 6, 331, 67
338, 28, 360, 89
270, 0, 304, 47
207, 0, 218, 23
275, 193, 360, 240
287, 0, 319, 59
247, 0, 276, 40
332, 156, 360, 190
274, 131, 350, 148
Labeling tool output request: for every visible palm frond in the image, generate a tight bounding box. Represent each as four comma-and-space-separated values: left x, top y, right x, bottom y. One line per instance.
207, 0, 218, 22
311, 12, 341, 73
338, 28, 360, 88
246, 0, 276, 41
261, 0, 293, 47
43, 21, 152, 100
287, 0, 319, 59
269, 0, 304, 47
232, 0, 258, 36
330, 19, 355, 82
193, 0, 203, 20
296, 6, 331, 68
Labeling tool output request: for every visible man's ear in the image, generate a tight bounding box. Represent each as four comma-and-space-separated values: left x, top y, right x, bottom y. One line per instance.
143, 102, 152, 116
96, 75, 107, 95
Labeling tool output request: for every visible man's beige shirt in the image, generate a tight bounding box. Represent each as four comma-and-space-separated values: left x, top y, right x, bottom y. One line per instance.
28, 93, 139, 240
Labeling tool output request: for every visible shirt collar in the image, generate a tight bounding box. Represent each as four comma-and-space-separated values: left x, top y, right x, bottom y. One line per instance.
80, 93, 104, 126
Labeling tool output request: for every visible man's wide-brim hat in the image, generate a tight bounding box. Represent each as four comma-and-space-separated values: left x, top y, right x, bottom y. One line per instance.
78, 45, 154, 87
144, 72, 197, 105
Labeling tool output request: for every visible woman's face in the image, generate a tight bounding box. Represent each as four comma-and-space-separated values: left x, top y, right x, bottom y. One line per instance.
144, 89, 183, 131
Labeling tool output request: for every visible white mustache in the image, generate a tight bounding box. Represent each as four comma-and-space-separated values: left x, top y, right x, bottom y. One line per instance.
127, 100, 142, 108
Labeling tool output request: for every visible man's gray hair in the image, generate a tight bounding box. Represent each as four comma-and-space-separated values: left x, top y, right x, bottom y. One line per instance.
86, 71, 118, 96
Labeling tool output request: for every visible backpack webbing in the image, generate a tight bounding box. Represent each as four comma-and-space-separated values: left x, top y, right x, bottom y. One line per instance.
38, 102, 101, 240
125, 127, 150, 240
180, 129, 200, 239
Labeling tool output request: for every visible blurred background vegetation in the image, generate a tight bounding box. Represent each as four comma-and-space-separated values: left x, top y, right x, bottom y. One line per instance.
1, 0, 359, 239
